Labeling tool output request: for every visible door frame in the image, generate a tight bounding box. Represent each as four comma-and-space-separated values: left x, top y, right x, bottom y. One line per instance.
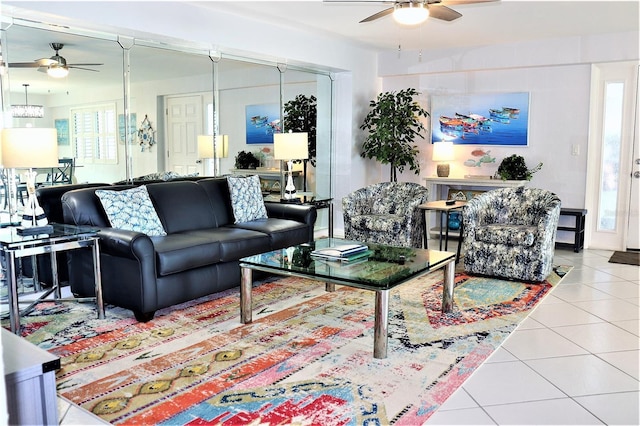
585, 61, 639, 250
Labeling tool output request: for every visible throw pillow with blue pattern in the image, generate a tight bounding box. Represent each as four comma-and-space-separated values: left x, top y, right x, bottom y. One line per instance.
227, 175, 268, 223
96, 185, 167, 236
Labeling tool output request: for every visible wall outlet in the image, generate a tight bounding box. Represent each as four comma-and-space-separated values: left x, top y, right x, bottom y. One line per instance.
572, 144, 580, 156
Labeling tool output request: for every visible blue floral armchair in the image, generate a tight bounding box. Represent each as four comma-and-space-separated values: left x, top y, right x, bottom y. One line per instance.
342, 182, 429, 248
462, 187, 561, 282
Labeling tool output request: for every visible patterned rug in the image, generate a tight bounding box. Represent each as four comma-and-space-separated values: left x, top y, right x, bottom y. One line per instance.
10, 265, 572, 425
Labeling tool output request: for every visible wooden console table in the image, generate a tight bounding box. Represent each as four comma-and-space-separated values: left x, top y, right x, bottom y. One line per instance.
424, 177, 529, 201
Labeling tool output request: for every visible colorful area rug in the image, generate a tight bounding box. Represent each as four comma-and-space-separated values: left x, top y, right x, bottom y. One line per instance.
12, 265, 571, 425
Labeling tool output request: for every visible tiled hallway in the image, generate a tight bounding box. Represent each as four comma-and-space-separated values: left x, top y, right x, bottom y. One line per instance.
425, 248, 639, 425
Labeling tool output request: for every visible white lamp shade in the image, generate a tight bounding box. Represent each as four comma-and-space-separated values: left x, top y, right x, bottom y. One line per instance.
197, 135, 228, 159
273, 132, 309, 160
1, 128, 58, 168
432, 141, 455, 162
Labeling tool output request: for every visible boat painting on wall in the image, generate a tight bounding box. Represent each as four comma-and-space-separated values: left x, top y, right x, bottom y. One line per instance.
245, 104, 281, 144
431, 92, 530, 145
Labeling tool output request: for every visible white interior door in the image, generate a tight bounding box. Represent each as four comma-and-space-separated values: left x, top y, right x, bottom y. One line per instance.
586, 62, 639, 251
166, 95, 203, 175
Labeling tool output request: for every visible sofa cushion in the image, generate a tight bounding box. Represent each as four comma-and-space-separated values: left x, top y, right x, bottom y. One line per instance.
153, 233, 221, 276
189, 227, 271, 262
96, 185, 166, 236
146, 181, 217, 233
227, 175, 267, 223
476, 224, 536, 246
233, 218, 311, 249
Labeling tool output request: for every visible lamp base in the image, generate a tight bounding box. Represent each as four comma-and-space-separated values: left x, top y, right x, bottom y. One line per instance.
437, 163, 450, 177
283, 160, 298, 200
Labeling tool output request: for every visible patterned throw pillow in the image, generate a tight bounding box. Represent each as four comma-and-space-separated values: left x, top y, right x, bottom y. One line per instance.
227, 175, 268, 223
96, 185, 167, 236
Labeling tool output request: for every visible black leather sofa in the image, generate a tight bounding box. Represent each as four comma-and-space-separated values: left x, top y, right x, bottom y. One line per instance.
59, 177, 317, 321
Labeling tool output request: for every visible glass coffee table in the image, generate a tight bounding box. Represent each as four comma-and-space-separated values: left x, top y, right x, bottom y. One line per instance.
239, 238, 456, 358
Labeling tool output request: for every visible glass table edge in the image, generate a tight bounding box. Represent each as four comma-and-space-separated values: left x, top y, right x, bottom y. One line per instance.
239, 250, 455, 292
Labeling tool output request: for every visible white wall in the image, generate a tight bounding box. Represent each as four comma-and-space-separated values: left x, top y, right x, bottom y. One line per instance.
376, 31, 639, 213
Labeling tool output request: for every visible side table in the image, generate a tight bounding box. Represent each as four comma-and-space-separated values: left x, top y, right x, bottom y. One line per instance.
418, 200, 467, 262
265, 194, 334, 238
1, 223, 104, 334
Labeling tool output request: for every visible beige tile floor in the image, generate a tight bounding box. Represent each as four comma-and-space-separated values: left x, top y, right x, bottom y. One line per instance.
55, 247, 639, 425
425, 248, 639, 425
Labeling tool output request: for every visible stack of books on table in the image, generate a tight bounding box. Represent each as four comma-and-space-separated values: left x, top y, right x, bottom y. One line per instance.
310, 243, 372, 263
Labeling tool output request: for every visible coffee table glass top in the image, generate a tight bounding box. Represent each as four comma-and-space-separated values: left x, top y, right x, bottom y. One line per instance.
240, 238, 455, 291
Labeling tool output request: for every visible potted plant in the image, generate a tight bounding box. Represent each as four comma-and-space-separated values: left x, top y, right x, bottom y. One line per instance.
234, 151, 260, 169
283, 94, 317, 191
360, 88, 429, 182
497, 154, 543, 180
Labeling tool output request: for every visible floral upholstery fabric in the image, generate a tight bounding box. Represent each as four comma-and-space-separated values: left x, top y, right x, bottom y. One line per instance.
342, 182, 429, 248
462, 187, 561, 282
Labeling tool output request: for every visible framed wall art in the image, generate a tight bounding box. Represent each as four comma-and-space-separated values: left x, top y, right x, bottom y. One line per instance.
118, 113, 137, 144
245, 103, 280, 144
54, 118, 69, 145
431, 92, 530, 146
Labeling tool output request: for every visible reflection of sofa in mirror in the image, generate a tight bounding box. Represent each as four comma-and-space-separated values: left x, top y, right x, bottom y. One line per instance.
61, 178, 317, 321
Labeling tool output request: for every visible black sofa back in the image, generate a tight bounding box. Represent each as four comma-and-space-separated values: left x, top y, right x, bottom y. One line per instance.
27, 183, 111, 286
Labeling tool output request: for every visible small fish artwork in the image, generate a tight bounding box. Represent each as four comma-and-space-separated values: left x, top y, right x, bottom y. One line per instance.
465, 149, 496, 167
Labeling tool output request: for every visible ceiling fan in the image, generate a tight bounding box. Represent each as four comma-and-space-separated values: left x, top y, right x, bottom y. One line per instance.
355, 0, 498, 25
8, 43, 103, 78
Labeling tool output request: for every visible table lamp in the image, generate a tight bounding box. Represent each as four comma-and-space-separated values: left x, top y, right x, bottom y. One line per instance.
273, 132, 308, 200
1, 127, 58, 231
197, 134, 228, 176
432, 141, 454, 177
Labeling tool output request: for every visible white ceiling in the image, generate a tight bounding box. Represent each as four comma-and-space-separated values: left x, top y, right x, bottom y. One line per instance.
200, 0, 640, 52
5, 1, 639, 95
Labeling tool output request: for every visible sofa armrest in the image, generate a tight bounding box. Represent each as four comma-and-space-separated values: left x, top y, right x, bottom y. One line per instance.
265, 203, 317, 226
97, 228, 155, 261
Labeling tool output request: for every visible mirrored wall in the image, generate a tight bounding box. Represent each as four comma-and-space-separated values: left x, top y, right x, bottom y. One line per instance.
1, 17, 334, 233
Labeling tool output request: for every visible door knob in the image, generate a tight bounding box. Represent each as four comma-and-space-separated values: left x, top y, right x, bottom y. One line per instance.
634, 171, 640, 178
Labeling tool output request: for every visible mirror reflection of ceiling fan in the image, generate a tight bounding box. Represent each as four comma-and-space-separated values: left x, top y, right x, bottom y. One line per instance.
333, 0, 499, 25
8, 43, 103, 78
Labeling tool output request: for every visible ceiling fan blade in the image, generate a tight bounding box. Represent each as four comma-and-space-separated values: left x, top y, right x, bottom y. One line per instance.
67, 63, 103, 67
439, 0, 499, 5
429, 5, 462, 21
68, 66, 100, 72
35, 58, 58, 67
8, 62, 41, 68
360, 6, 393, 23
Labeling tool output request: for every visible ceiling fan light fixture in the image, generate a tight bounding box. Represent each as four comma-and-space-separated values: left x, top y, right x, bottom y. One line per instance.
393, 2, 429, 26
47, 64, 69, 78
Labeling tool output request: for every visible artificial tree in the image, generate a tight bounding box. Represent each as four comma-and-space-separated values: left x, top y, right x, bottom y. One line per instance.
283, 94, 317, 191
360, 88, 429, 182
